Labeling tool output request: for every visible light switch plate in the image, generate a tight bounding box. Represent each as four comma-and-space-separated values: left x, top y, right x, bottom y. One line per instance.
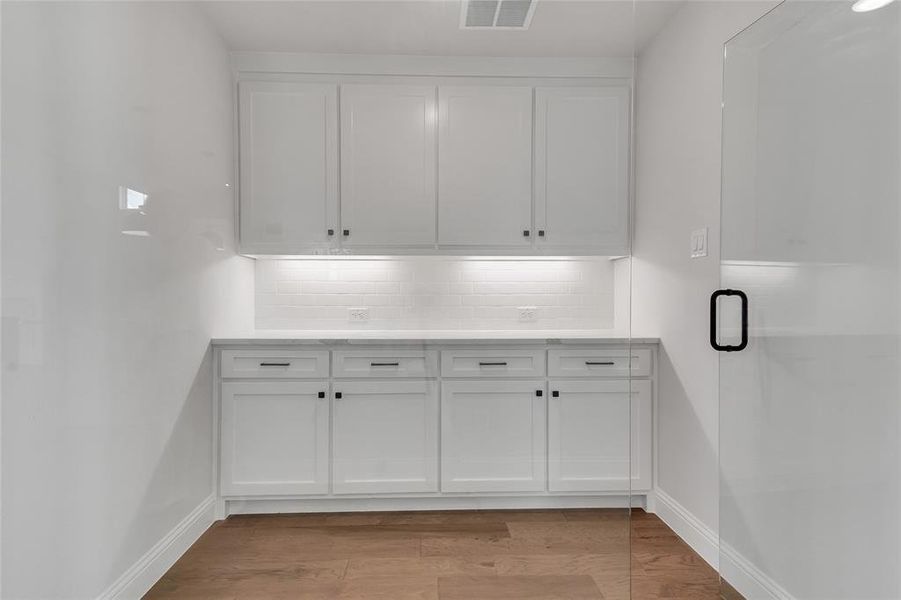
691, 228, 708, 258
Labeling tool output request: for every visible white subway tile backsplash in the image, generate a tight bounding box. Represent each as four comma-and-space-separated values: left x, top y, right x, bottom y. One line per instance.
255, 258, 617, 330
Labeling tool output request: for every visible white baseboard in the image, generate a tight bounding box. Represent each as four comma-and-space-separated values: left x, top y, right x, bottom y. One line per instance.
650, 488, 796, 600
96, 495, 216, 600
720, 541, 796, 600
652, 488, 719, 569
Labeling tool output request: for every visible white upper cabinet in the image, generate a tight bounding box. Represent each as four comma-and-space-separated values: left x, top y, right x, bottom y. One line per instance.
535, 86, 630, 253
437, 86, 533, 247
340, 85, 437, 248
238, 81, 338, 254
235, 78, 631, 256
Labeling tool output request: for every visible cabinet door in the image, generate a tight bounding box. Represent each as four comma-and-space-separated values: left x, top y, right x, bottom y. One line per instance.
438, 86, 533, 247
333, 381, 439, 494
535, 86, 630, 253
221, 381, 329, 496
340, 85, 437, 247
238, 81, 338, 253
548, 379, 651, 492
441, 380, 546, 492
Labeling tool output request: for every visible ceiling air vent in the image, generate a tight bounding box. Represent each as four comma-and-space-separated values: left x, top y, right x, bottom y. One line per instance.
461, 0, 537, 29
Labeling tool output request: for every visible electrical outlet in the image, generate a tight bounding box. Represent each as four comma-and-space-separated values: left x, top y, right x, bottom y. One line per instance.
348, 307, 370, 322
518, 306, 538, 323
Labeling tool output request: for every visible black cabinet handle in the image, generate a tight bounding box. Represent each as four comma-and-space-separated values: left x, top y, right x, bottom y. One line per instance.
585, 361, 615, 366
318, 391, 325, 399
335, 392, 343, 399
552, 391, 560, 398
371, 362, 400, 367
479, 361, 507, 366
327, 229, 335, 236
538, 230, 545, 237
260, 362, 290, 367
523, 230, 530, 237
710, 289, 748, 352
535, 390, 543, 397
343, 229, 350, 236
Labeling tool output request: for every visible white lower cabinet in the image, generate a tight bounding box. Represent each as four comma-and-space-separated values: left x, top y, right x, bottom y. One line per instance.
217, 343, 656, 505
548, 379, 652, 492
332, 380, 439, 494
220, 381, 330, 496
441, 380, 547, 493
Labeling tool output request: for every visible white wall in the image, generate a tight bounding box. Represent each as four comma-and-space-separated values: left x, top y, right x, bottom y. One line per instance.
632, 0, 777, 544
1, 2, 253, 598
255, 258, 620, 331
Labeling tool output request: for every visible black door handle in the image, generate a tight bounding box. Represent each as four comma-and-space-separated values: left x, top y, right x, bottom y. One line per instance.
710, 289, 748, 352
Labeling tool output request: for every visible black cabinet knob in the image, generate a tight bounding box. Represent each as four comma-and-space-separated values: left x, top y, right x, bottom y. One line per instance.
327, 229, 334, 236
538, 230, 545, 237
536, 390, 543, 397
523, 230, 530, 237
552, 391, 560, 398
335, 392, 342, 399
343, 229, 350, 236
318, 391, 325, 399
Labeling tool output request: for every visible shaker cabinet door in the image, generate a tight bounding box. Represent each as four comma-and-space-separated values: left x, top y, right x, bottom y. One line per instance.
220, 381, 330, 496
238, 81, 338, 253
535, 86, 630, 254
340, 84, 437, 248
441, 380, 546, 492
438, 86, 533, 247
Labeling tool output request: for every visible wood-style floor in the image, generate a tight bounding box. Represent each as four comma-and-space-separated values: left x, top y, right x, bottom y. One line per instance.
145, 509, 724, 599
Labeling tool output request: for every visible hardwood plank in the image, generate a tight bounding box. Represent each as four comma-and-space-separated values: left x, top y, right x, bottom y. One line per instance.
346, 557, 498, 579
438, 574, 603, 600
505, 521, 630, 541
334, 575, 439, 599
145, 510, 722, 600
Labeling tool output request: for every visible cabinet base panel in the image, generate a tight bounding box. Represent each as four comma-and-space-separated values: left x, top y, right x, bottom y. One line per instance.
222, 494, 647, 517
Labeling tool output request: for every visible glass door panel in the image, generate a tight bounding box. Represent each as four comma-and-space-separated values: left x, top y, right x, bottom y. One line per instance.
719, 2, 901, 598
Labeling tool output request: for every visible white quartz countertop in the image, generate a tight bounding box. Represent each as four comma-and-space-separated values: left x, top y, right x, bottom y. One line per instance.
211, 330, 659, 345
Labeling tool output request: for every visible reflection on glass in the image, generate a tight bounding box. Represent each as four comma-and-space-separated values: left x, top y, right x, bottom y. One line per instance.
118, 186, 148, 211
720, 2, 900, 598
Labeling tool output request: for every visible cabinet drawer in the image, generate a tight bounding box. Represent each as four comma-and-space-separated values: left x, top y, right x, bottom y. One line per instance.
441, 349, 546, 378
220, 350, 329, 379
548, 347, 652, 378
333, 350, 439, 378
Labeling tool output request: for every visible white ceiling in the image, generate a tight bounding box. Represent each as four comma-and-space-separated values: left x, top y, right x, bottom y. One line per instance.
199, 0, 683, 58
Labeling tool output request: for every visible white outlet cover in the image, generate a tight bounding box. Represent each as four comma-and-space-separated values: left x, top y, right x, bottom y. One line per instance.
518, 306, 538, 322
691, 227, 708, 258
348, 307, 370, 322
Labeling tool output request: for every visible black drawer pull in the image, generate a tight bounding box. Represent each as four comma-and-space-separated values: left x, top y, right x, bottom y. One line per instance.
479, 361, 508, 366
585, 361, 615, 366
536, 390, 543, 397
343, 229, 350, 236
260, 362, 290, 367
371, 362, 400, 367
552, 390, 560, 398
335, 392, 342, 399
327, 229, 335, 236
318, 391, 325, 399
